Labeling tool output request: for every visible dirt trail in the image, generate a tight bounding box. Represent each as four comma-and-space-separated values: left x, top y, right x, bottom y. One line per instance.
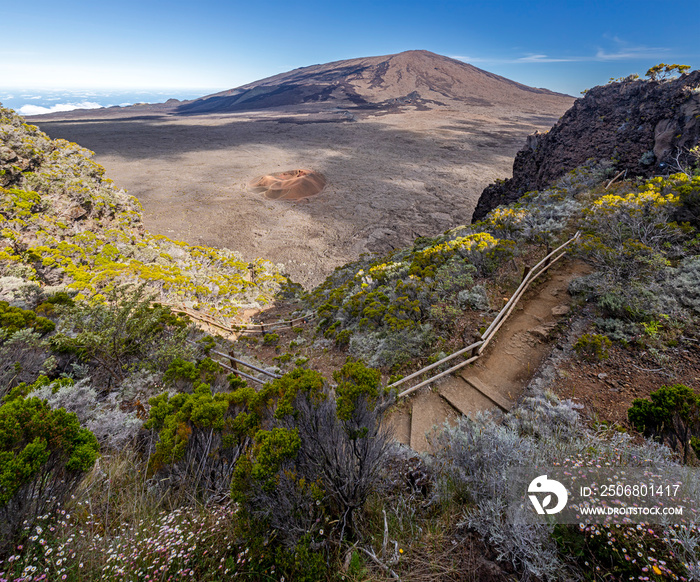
387, 260, 591, 452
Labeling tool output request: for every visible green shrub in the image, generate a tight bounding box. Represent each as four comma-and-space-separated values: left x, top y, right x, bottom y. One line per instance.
645, 63, 691, 81
50, 285, 191, 386
274, 352, 293, 364
334, 360, 382, 422
144, 377, 252, 499
335, 328, 352, 346
0, 396, 98, 548
573, 333, 612, 361
232, 363, 392, 546
162, 356, 224, 392
262, 332, 279, 345
628, 384, 700, 463
0, 301, 54, 336
594, 318, 640, 345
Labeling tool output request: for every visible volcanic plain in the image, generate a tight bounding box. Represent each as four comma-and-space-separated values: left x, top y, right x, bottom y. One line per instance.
30, 51, 574, 287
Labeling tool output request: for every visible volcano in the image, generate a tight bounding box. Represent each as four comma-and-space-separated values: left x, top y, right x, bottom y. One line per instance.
177, 50, 571, 114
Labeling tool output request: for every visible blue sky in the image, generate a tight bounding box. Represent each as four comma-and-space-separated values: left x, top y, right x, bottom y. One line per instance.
4, 0, 699, 97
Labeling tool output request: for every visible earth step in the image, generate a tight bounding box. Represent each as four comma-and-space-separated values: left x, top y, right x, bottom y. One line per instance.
409, 391, 458, 453
439, 376, 496, 416
458, 375, 513, 412
385, 408, 411, 446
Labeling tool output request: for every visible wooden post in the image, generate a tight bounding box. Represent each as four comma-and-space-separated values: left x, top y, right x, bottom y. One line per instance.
228, 349, 239, 373
522, 265, 531, 282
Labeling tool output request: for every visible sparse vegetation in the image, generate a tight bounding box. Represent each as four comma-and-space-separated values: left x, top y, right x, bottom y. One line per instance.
645, 63, 691, 81
574, 332, 611, 361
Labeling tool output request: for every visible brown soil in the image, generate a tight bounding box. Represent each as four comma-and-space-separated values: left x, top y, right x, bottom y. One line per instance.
551, 338, 700, 429
32, 107, 567, 289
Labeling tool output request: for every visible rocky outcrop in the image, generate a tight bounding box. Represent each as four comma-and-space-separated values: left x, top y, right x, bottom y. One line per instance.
472, 70, 700, 222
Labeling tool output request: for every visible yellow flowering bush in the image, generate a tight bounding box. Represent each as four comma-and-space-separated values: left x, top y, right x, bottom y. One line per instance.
484, 207, 528, 238
0, 105, 284, 319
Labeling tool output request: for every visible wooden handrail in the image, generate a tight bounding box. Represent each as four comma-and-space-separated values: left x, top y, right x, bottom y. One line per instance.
392, 231, 580, 397
211, 359, 267, 384
397, 354, 481, 398
171, 306, 237, 333
478, 250, 566, 354
479, 232, 580, 342
185, 339, 281, 379
208, 348, 281, 378
170, 304, 316, 335
239, 313, 316, 329
386, 340, 484, 390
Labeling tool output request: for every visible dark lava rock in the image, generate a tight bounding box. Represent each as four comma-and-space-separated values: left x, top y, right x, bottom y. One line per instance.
472, 70, 700, 222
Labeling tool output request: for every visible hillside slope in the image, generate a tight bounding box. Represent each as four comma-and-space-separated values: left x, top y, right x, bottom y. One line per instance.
0, 106, 283, 315
4, 92, 700, 582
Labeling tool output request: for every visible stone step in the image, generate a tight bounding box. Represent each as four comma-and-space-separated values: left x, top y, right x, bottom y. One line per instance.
458, 375, 513, 412
409, 391, 458, 453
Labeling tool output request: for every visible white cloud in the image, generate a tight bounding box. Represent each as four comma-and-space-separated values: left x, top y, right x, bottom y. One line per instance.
450, 55, 494, 64
17, 101, 103, 116
517, 54, 582, 63
594, 46, 669, 61
453, 41, 670, 67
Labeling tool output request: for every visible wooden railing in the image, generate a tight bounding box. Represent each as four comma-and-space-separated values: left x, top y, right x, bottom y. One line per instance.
185, 339, 281, 385
237, 313, 317, 335
388, 232, 581, 398
170, 305, 315, 337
